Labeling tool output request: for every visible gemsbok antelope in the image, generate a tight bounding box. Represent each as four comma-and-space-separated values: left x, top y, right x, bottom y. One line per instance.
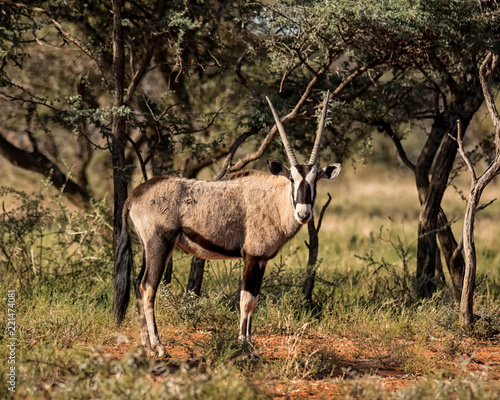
113, 92, 341, 357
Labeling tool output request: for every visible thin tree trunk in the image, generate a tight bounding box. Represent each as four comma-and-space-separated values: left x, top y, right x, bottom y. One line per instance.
304, 216, 319, 303
460, 186, 480, 327
436, 209, 464, 299
415, 83, 484, 298
186, 256, 206, 296
163, 258, 173, 285
111, 0, 128, 248
304, 194, 331, 303
457, 53, 500, 328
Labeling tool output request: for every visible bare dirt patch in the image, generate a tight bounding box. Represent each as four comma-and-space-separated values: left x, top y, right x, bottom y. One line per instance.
99, 327, 500, 398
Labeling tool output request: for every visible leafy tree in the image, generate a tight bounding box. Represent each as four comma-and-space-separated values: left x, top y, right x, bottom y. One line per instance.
260, 0, 500, 299
2, 0, 499, 304
332, 0, 500, 299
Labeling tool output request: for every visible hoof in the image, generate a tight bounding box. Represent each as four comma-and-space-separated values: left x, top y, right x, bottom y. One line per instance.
155, 344, 168, 358
147, 344, 169, 358
236, 350, 260, 367
239, 336, 254, 348
247, 351, 260, 363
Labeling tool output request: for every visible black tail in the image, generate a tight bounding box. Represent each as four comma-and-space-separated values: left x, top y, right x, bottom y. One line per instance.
113, 201, 133, 327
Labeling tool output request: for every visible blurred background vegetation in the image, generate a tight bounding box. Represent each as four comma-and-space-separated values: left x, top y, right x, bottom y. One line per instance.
1, 1, 500, 398
1, 0, 499, 297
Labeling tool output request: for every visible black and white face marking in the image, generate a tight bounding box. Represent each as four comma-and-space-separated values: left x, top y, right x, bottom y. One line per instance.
268, 159, 342, 225
289, 164, 317, 224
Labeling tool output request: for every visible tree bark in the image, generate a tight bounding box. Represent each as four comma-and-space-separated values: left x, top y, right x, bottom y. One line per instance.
460, 186, 480, 327
304, 194, 331, 303
459, 53, 500, 328
415, 82, 484, 298
437, 209, 464, 299
111, 0, 129, 248
416, 130, 460, 297
379, 120, 464, 300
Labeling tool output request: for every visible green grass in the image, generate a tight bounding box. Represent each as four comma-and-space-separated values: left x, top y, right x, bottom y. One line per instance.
1, 163, 500, 398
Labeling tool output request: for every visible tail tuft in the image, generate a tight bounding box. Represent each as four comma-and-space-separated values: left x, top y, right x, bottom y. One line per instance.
113, 220, 133, 327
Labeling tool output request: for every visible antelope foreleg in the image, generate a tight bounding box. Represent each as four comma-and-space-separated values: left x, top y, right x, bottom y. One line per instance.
239, 255, 267, 344
239, 290, 259, 343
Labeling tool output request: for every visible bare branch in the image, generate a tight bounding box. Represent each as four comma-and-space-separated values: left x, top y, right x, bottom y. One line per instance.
124, 0, 167, 105
376, 120, 416, 172
213, 128, 258, 181
479, 53, 500, 147
477, 198, 496, 212
316, 193, 332, 233
235, 51, 259, 99
126, 135, 148, 181
453, 119, 477, 182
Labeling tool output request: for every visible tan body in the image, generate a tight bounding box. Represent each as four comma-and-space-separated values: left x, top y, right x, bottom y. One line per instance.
112, 92, 341, 357
128, 172, 301, 262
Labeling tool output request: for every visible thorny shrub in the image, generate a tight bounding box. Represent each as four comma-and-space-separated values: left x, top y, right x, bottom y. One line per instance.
0, 187, 113, 288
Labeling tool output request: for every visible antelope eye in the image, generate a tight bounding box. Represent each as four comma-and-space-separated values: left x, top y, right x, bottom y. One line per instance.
290, 178, 294, 184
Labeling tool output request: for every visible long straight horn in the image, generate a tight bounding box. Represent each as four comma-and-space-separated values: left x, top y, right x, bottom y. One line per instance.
308, 90, 330, 166
266, 97, 299, 166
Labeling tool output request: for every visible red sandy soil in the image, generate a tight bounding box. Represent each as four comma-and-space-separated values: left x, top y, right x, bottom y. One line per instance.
98, 326, 500, 399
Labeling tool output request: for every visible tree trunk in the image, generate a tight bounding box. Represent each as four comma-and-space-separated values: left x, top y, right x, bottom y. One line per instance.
186, 256, 206, 296
437, 209, 464, 299
111, 0, 128, 248
415, 83, 484, 298
458, 52, 500, 329
163, 258, 173, 285
416, 131, 460, 297
304, 215, 319, 303
303, 194, 331, 303
459, 186, 480, 327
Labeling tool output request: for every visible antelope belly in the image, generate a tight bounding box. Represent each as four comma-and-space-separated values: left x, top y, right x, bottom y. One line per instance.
176, 232, 242, 260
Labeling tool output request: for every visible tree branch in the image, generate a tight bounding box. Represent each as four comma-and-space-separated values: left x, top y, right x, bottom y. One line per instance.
479, 53, 500, 147
213, 128, 259, 180
376, 120, 416, 172
454, 119, 477, 181
316, 192, 332, 233
0, 129, 90, 207
216, 50, 384, 178
124, 0, 167, 105
235, 51, 259, 100
427, 51, 458, 99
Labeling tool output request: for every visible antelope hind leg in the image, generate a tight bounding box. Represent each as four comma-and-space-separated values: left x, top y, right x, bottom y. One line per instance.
135, 254, 151, 350
139, 237, 176, 357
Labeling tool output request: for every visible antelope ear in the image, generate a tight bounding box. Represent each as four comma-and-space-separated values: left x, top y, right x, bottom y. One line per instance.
317, 163, 341, 180
268, 159, 290, 177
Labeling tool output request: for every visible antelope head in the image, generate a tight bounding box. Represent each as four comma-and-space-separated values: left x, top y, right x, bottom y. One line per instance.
266, 92, 341, 224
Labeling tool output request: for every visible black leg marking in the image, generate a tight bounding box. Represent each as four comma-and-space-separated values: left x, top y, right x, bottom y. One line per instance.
137, 231, 178, 357
239, 253, 267, 343
135, 250, 150, 349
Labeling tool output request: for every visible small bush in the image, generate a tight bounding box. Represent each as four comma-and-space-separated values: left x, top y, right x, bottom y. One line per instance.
0, 187, 113, 288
